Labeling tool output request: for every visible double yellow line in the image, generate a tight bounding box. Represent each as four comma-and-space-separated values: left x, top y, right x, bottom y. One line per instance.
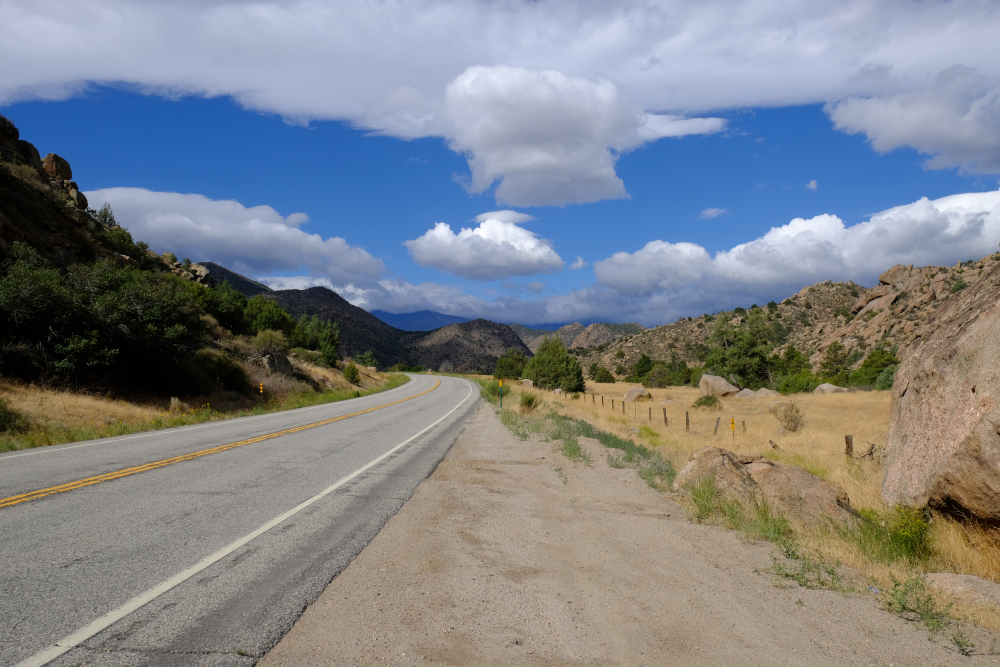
0, 379, 441, 510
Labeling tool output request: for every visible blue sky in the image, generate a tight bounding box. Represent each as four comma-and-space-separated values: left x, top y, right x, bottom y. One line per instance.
3, 1, 1000, 326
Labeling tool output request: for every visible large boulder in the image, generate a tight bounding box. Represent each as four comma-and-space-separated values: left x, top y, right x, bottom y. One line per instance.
520, 379, 534, 388
814, 383, 848, 394
883, 257, 1000, 522
755, 388, 779, 398
261, 354, 293, 376
699, 374, 739, 397
925, 573, 1000, 611
624, 387, 652, 402
674, 447, 858, 526
732, 388, 757, 399
41, 153, 72, 180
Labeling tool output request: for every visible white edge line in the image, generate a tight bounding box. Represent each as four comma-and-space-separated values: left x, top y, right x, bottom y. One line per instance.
14, 379, 475, 667
0, 374, 422, 461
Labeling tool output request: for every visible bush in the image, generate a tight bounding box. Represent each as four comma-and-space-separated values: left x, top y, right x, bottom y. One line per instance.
185, 348, 251, 395
245, 295, 294, 336
875, 364, 899, 391
778, 371, 821, 395
202, 281, 250, 335
769, 401, 803, 432
848, 507, 932, 565
594, 366, 615, 383
520, 392, 539, 413
950, 277, 967, 293
692, 394, 721, 410
480, 380, 510, 402
251, 329, 290, 356
289, 314, 339, 366
355, 350, 377, 369
95, 225, 159, 270
849, 348, 899, 387
494, 347, 527, 379
521, 336, 585, 392
344, 361, 360, 384
0, 398, 30, 433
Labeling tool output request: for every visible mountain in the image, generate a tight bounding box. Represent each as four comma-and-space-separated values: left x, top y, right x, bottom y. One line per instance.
370, 309, 471, 331
575, 259, 990, 378
263, 286, 531, 371
569, 322, 646, 349
198, 262, 272, 297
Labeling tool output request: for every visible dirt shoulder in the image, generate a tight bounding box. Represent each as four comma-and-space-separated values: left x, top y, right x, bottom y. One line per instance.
260, 402, 994, 666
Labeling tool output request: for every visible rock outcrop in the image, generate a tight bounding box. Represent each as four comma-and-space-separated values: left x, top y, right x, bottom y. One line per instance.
699, 374, 739, 397
883, 254, 1000, 522
925, 573, 1000, 611
624, 387, 652, 402
675, 447, 858, 526
814, 383, 848, 394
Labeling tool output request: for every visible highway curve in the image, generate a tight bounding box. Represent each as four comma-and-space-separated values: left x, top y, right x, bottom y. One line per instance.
0, 374, 478, 667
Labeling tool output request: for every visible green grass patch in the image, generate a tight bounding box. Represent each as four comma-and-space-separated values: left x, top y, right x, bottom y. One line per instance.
0, 374, 410, 453
770, 546, 844, 591
559, 436, 592, 464
692, 394, 722, 410
687, 476, 794, 543
841, 506, 932, 565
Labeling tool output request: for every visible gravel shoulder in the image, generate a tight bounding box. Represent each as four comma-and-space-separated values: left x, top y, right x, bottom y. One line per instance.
260, 401, 995, 666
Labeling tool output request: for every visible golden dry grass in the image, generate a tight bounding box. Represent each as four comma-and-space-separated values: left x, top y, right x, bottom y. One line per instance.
0, 379, 162, 430
505, 379, 1000, 630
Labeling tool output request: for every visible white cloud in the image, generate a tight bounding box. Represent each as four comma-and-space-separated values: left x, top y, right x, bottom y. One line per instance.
569, 256, 587, 270
806, 180, 818, 190
11, 2, 1000, 203
828, 66, 1000, 174
403, 210, 564, 281
699, 207, 728, 219
442, 66, 723, 206
594, 190, 1000, 312
84, 187, 385, 282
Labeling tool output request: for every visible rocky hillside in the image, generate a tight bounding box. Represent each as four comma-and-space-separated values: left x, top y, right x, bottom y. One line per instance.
200, 262, 272, 296
512, 321, 645, 352
0, 116, 107, 265
263, 286, 531, 372
576, 255, 999, 378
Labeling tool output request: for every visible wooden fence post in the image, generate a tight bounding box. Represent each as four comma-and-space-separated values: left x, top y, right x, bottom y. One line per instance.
663, 408, 667, 426
714, 417, 721, 435
611, 399, 614, 411
845, 435, 854, 457
685, 411, 690, 431
601, 396, 604, 407
742, 420, 746, 434
648, 407, 651, 421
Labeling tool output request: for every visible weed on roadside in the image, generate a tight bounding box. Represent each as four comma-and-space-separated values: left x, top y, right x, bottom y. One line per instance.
770, 549, 844, 591
687, 476, 794, 543
882, 574, 952, 631
843, 507, 932, 566
560, 436, 592, 464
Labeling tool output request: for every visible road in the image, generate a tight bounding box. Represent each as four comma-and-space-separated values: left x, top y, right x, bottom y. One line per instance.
0, 374, 478, 667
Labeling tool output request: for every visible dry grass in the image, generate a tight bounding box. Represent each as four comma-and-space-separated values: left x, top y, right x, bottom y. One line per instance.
0, 365, 409, 453
505, 380, 1000, 631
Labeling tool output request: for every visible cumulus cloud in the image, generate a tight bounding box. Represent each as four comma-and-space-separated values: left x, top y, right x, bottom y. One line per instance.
594, 190, 1000, 311
85, 187, 385, 282
699, 207, 727, 219
442, 66, 723, 206
806, 180, 818, 190
403, 210, 564, 281
828, 66, 1000, 174
10, 2, 999, 202
569, 256, 587, 270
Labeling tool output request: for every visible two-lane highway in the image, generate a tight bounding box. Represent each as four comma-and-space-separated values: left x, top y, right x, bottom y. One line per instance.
0, 374, 478, 667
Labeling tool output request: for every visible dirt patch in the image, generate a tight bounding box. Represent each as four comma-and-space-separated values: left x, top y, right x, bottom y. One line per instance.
260, 402, 996, 666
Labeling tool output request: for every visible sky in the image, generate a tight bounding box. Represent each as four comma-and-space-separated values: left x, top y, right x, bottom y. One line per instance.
3, 0, 1000, 327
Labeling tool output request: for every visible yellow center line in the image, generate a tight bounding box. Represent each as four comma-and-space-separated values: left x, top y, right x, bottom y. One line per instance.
0, 379, 441, 510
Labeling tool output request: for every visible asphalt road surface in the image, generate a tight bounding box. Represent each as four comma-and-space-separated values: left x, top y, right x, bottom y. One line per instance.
0, 374, 478, 667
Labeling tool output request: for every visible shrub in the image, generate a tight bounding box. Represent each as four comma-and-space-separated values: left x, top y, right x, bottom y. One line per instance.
480, 380, 510, 402
343, 361, 360, 384
849, 506, 932, 565
849, 348, 899, 387
692, 394, 721, 410
94, 225, 159, 271
244, 295, 294, 336
289, 314, 339, 366
186, 348, 251, 395
0, 398, 30, 433
494, 347, 527, 379
950, 277, 967, 293
202, 281, 250, 335
769, 401, 803, 431
521, 336, 585, 392
593, 366, 615, 383
688, 366, 704, 387
643, 363, 672, 388
355, 350, 377, 369
875, 364, 899, 391
520, 392, 539, 414
251, 329, 290, 356
587, 362, 598, 380
778, 371, 820, 395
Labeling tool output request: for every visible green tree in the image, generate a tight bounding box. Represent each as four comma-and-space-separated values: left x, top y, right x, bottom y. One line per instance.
289, 313, 340, 366
343, 361, 360, 384
244, 295, 294, 336
702, 309, 775, 389
587, 362, 598, 380
848, 348, 899, 387
594, 366, 615, 383
203, 281, 249, 335
494, 348, 527, 380
522, 336, 585, 392
355, 350, 377, 369
629, 353, 655, 381
819, 341, 850, 383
